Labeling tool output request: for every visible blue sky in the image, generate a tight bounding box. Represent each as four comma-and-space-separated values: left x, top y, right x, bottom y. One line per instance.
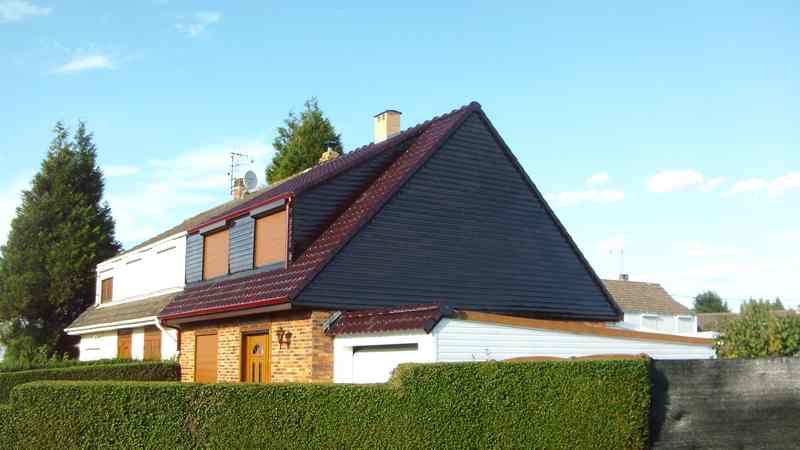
1, 1, 799, 311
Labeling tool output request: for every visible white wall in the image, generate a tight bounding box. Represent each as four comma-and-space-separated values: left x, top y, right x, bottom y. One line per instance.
77, 327, 178, 362
434, 318, 714, 361
77, 331, 117, 361
95, 233, 186, 306
618, 312, 698, 336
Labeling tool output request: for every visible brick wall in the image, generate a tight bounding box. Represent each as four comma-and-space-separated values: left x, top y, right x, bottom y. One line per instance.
178, 309, 334, 383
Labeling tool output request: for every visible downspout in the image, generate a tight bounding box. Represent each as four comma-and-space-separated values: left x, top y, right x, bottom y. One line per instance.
156, 320, 180, 358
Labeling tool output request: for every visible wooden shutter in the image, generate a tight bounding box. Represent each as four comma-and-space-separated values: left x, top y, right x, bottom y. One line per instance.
254, 210, 287, 268
203, 229, 229, 280
143, 326, 161, 360
195, 332, 218, 383
117, 329, 132, 359
101, 277, 113, 304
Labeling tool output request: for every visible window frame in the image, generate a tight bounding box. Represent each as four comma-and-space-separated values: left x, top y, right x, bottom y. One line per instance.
100, 277, 113, 304
253, 208, 288, 270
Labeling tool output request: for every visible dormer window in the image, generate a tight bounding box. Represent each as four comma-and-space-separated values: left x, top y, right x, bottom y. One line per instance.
254, 209, 287, 268
203, 228, 230, 280
100, 277, 113, 304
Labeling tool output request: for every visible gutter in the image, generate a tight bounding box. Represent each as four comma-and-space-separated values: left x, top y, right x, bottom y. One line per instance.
158, 296, 290, 322
64, 316, 159, 335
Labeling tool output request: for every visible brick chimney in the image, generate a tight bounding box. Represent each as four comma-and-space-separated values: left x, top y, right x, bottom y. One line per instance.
373, 110, 401, 143
232, 177, 246, 200
318, 142, 341, 164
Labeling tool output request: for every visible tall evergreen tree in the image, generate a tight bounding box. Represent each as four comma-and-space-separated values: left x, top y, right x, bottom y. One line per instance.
0, 122, 120, 360
693, 290, 730, 313
266, 98, 342, 184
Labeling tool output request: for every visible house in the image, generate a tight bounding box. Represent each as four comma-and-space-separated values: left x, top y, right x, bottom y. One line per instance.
148, 101, 713, 384
602, 275, 699, 335
64, 194, 263, 361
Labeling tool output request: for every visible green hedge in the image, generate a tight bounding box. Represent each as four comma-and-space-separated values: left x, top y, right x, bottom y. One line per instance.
0, 357, 137, 374
0, 360, 179, 403
0, 359, 649, 449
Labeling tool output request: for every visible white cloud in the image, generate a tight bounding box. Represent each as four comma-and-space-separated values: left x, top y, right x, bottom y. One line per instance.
724, 172, 800, 198
586, 171, 609, 186
546, 189, 625, 208
767, 172, 800, 196
106, 138, 273, 246
0, 0, 50, 22
103, 164, 140, 178
699, 177, 725, 192
53, 54, 113, 74
175, 11, 221, 37
646, 169, 705, 193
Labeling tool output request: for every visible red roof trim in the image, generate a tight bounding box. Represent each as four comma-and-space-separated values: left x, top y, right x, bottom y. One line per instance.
159, 296, 289, 321
188, 192, 294, 235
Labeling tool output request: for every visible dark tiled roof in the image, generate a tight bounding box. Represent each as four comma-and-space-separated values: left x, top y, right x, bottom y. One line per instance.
602, 279, 690, 316
326, 304, 449, 335
160, 103, 478, 319
67, 292, 177, 330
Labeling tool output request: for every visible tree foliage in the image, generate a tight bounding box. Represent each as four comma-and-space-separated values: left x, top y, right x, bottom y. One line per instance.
693, 290, 730, 313
715, 300, 800, 358
0, 122, 120, 360
265, 98, 342, 184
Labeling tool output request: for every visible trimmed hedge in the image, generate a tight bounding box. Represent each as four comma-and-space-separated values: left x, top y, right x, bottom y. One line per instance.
0, 360, 179, 403
0, 357, 137, 374
0, 359, 649, 449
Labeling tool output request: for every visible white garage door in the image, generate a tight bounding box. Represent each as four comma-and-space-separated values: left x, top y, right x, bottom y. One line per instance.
352, 344, 420, 383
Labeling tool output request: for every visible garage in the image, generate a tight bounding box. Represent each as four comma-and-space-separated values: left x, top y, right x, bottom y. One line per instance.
351, 344, 419, 383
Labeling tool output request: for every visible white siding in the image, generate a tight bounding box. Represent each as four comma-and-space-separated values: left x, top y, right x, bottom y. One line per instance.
132, 327, 145, 360
433, 318, 714, 361
77, 331, 117, 361
161, 327, 179, 360
95, 234, 186, 306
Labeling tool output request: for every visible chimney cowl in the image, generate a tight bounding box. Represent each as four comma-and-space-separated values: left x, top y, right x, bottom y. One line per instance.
318, 148, 341, 164
373, 109, 401, 143
619, 273, 629, 281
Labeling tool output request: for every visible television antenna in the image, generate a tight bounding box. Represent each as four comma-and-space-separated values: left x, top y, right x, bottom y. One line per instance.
228, 152, 254, 195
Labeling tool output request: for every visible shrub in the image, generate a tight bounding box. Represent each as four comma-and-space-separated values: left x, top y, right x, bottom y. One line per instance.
715, 303, 800, 358
0, 359, 650, 450
0, 360, 179, 403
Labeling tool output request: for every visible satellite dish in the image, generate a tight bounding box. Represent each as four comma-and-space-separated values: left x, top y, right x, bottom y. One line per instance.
244, 170, 258, 191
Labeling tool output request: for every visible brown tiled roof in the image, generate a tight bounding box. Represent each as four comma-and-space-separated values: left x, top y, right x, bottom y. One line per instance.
67, 292, 177, 330
326, 304, 449, 336
602, 279, 690, 316
160, 103, 478, 320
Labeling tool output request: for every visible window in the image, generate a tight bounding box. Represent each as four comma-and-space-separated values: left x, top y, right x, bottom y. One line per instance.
203, 229, 229, 280
677, 316, 695, 334
143, 326, 161, 360
254, 210, 287, 268
100, 277, 113, 304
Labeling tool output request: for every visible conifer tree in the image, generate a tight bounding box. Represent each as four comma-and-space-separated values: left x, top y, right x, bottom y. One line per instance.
266, 98, 342, 184
0, 122, 120, 360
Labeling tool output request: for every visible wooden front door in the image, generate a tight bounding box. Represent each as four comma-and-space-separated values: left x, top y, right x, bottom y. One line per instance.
242, 333, 269, 383
117, 329, 132, 359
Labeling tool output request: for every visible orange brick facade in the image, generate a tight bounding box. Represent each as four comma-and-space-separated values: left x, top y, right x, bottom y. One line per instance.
178, 309, 334, 383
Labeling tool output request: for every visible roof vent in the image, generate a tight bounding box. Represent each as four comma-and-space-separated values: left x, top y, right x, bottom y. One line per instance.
619, 273, 629, 281
373, 109, 401, 143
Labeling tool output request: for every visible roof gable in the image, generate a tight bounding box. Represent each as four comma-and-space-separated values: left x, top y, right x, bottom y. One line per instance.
294, 110, 621, 320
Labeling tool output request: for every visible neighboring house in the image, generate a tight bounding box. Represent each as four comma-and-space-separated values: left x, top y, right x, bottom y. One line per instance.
149, 101, 712, 385
603, 276, 699, 336
329, 305, 715, 383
